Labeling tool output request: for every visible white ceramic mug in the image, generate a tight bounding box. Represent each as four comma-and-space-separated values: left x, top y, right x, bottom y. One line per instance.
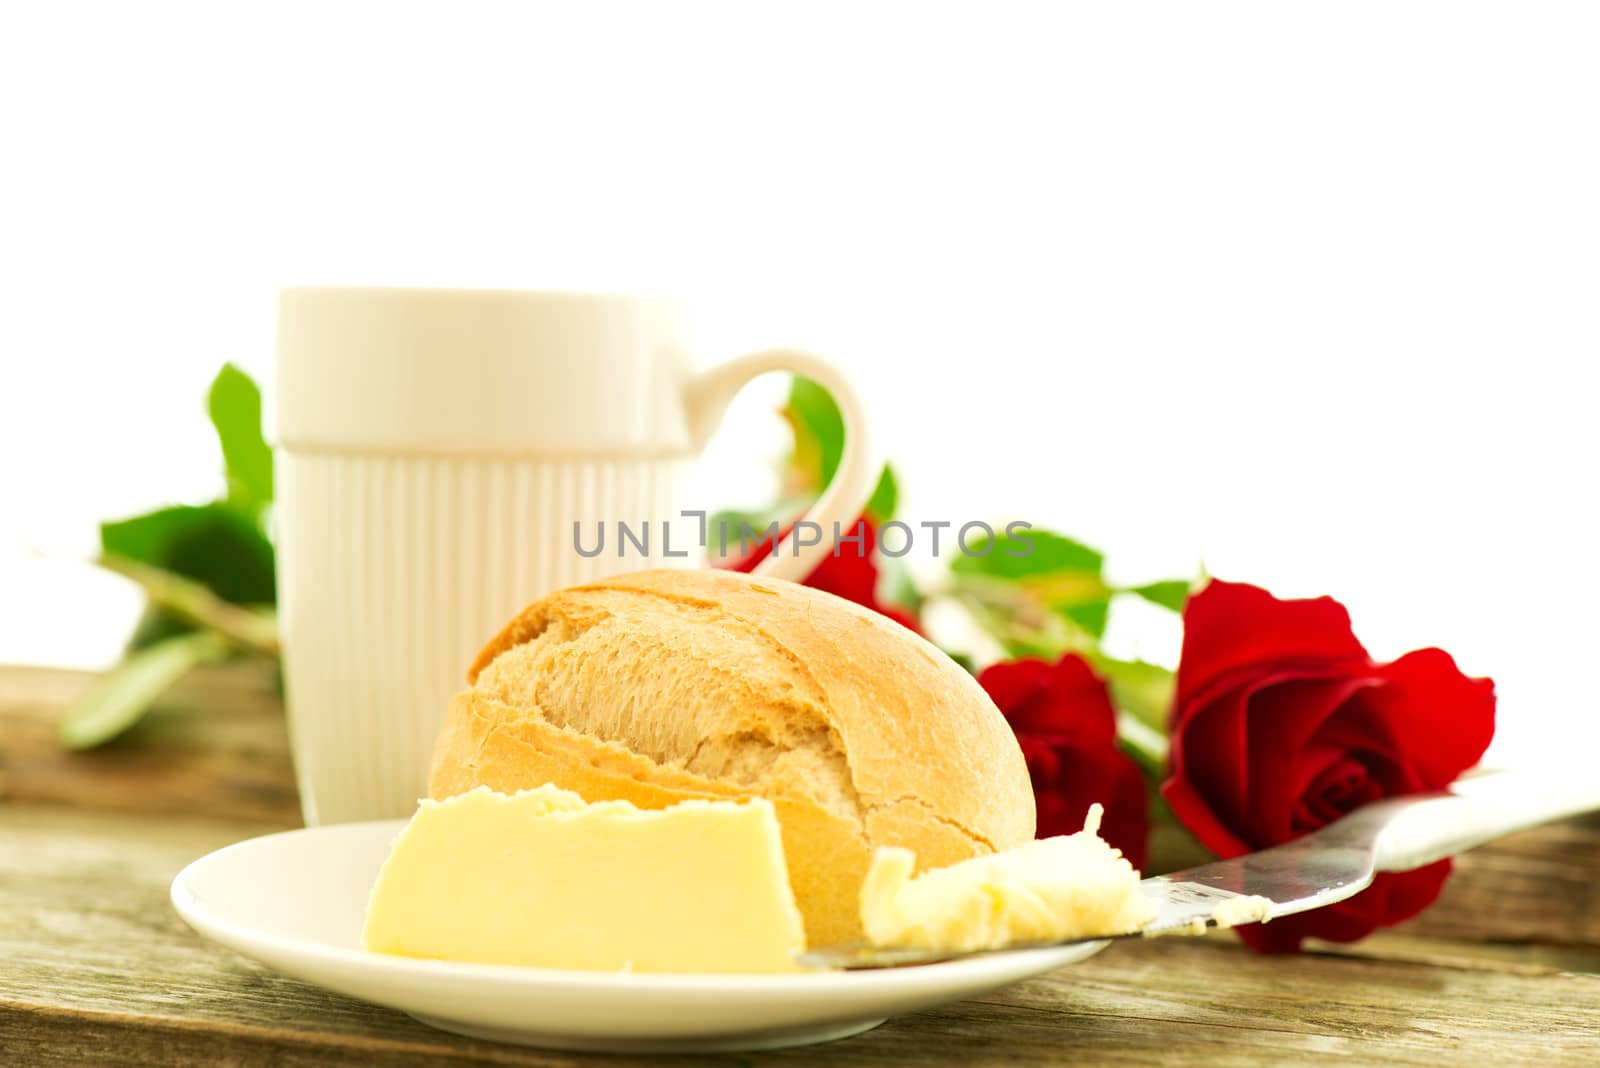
275, 287, 875, 825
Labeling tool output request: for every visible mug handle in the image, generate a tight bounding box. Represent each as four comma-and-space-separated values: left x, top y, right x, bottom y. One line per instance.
685, 348, 877, 584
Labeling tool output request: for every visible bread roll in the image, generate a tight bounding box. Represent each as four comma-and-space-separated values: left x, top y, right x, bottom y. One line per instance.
428, 567, 1035, 946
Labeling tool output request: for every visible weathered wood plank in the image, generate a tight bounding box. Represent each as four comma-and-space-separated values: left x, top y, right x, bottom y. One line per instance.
0, 803, 579, 1067
1309, 930, 1600, 978
1406, 811, 1600, 948
4, 662, 1600, 1063
0, 662, 300, 826
3, 802, 1598, 1066
0, 1005, 580, 1068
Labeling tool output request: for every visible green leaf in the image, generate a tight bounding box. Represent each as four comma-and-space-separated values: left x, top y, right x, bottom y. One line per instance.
102, 504, 277, 649
207, 363, 274, 514
1094, 654, 1177, 735
784, 376, 896, 521
1115, 713, 1171, 780
98, 555, 280, 656
950, 528, 1112, 640
951, 587, 1098, 660
102, 505, 276, 605
706, 511, 778, 559
786, 376, 846, 487
58, 630, 229, 749
866, 463, 898, 523
706, 495, 814, 559
1064, 599, 1110, 638
945, 650, 978, 675
950, 528, 1104, 581
1125, 579, 1191, 613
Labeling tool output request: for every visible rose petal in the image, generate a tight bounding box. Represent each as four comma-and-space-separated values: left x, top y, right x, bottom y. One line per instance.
1234, 862, 1453, 953
1165, 686, 1253, 850
980, 654, 1119, 744
978, 658, 1057, 726
1306, 709, 1423, 798
1368, 648, 1496, 789
1375, 859, 1455, 922
1097, 750, 1152, 872
1166, 580, 1492, 955
1305, 697, 1407, 778
1240, 675, 1380, 843
1019, 737, 1061, 782
1291, 749, 1383, 833
1159, 771, 1255, 859
992, 654, 1151, 866
1175, 581, 1372, 718
1026, 736, 1149, 870
1042, 655, 1121, 746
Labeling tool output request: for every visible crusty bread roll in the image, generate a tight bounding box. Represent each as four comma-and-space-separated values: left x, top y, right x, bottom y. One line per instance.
428, 567, 1035, 946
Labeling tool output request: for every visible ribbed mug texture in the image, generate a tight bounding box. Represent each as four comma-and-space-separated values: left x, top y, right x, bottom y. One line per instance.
278, 450, 689, 824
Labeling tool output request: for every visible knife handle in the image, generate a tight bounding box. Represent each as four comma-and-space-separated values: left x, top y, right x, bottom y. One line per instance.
1372, 766, 1600, 873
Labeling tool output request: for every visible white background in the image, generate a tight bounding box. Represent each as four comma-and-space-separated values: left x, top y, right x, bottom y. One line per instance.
2, 2, 1596, 763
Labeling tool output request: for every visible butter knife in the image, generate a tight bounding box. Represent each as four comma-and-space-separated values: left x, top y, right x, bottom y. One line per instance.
800, 767, 1600, 970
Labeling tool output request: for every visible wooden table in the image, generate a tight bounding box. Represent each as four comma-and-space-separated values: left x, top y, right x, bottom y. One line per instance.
2, 663, 1597, 1065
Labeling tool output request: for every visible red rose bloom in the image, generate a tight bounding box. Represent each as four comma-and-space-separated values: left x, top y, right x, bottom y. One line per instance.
721, 516, 921, 633
979, 653, 1149, 870
1162, 580, 1496, 953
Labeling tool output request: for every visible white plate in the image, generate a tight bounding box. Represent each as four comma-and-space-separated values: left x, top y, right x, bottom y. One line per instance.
171, 821, 1107, 1053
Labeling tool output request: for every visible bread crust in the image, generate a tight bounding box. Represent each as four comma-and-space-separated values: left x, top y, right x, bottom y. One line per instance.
429, 568, 1035, 945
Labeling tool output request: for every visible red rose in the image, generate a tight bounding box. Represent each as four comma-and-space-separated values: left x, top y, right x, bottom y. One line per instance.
720, 516, 921, 633
979, 653, 1149, 870
1162, 580, 1495, 953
